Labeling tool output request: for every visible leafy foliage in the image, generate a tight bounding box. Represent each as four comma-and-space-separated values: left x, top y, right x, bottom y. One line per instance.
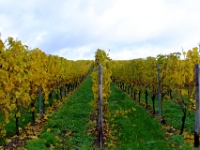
0, 37, 93, 141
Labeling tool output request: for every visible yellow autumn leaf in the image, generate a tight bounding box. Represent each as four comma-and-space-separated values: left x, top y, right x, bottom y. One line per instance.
43, 115, 48, 120
103, 94, 108, 98
132, 107, 136, 111
0, 129, 6, 137
46, 128, 51, 132
108, 142, 114, 148
29, 136, 38, 139
30, 107, 36, 112
66, 131, 72, 136
15, 91, 21, 99
5, 138, 12, 143
121, 110, 125, 117
125, 110, 129, 114
27, 129, 33, 135
16, 111, 21, 118
181, 89, 187, 96
10, 104, 16, 110
192, 105, 196, 110
190, 98, 196, 104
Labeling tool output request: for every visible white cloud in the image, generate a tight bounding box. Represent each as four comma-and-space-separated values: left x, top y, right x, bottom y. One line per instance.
109, 45, 175, 60
0, 0, 200, 60
54, 44, 96, 60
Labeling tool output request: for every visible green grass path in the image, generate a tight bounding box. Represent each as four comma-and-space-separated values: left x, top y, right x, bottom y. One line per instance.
108, 82, 175, 150
26, 76, 95, 150
140, 92, 195, 133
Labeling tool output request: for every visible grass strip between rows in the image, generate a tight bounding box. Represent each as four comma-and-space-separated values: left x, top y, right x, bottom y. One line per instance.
108, 82, 175, 150
25, 76, 95, 150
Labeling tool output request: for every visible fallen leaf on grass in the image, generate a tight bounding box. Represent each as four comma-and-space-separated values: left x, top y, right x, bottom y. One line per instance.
43, 115, 48, 120
5, 138, 11, 143
132, 107, 136, 111
29, 135, 38, 139
46, 128, 51, 132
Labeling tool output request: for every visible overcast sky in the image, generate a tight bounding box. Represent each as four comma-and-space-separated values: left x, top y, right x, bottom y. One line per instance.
0, 0, 200, 60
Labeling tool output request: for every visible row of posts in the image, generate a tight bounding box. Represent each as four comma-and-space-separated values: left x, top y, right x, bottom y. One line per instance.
98, 64, 200, 148
157, 64, 200, 147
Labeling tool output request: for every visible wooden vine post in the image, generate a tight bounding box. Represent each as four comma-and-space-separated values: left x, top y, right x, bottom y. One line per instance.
39, 86, 43, 119
194, 64, 200, 147
157, 64, 161, 120
98, 65, 103, 149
